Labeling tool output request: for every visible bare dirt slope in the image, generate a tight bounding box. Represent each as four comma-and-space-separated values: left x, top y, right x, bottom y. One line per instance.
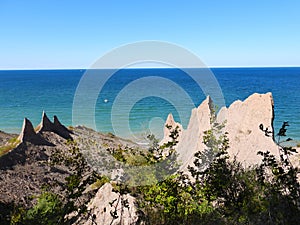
0, 126, 140, 208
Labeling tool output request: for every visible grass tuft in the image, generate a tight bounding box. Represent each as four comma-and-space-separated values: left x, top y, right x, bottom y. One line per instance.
0, 137, 20, 156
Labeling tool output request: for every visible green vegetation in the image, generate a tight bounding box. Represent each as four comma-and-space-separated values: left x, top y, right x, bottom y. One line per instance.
11, 192, 64, 225
1, 120, 299, 224
124, 121, 299, 224
107, 132, 115, 138
68, 126, 74, 131
90, 176, 110, 190
2, 139, 106, 225
0, 137, 20, 156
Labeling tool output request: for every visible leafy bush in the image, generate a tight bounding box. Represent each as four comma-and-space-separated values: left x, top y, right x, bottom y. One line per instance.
24, 192, 64, 225
3, 118, 300, 225
135, 120, 300, 224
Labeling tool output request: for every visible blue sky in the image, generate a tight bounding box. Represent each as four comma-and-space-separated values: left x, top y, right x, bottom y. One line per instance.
0, 0, 299, 69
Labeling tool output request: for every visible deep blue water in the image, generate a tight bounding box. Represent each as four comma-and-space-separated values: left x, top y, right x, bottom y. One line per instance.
0, 68, 299, 142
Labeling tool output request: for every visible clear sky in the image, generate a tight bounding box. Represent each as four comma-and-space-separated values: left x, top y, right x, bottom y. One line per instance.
0, 0, 299, 69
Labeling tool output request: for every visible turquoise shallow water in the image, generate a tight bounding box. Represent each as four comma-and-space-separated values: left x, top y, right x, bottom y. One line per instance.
0, 68, 299, 142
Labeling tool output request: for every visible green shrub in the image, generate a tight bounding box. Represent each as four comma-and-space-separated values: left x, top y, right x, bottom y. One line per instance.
90, 176, 110, 190
10, 192, 64, 225
135, 120, 300, 224
25, 192, 63, 225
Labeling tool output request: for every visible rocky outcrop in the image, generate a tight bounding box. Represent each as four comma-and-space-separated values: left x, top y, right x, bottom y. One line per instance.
160, 113, 183, 144
36, 112, 73, 140
82, 183, 141, 225
0, 124, 142, 210
53, 115, 73, 140
36, 111, 53, 132
14, 112, 73, 146
176, 96, 214, 169
217, 92, 277, 165
17, 118, 51, 145
17, 118, 36, 142
162, 93, 279, 170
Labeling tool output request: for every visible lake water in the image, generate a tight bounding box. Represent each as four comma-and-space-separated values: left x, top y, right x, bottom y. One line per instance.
0, 67, 299, 142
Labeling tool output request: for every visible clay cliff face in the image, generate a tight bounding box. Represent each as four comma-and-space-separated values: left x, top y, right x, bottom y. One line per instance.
17, 111, 73, 146
17, 118, 51, 145
162, 113, 183, 144
162, 93, 279, 170
217, 92, 277, 165
79, 183, 140, 225
36, 111, 73, 140
1, 113, 72, 169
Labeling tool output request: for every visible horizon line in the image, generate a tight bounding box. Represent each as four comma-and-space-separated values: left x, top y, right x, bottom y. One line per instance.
0, 65, 300, 70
